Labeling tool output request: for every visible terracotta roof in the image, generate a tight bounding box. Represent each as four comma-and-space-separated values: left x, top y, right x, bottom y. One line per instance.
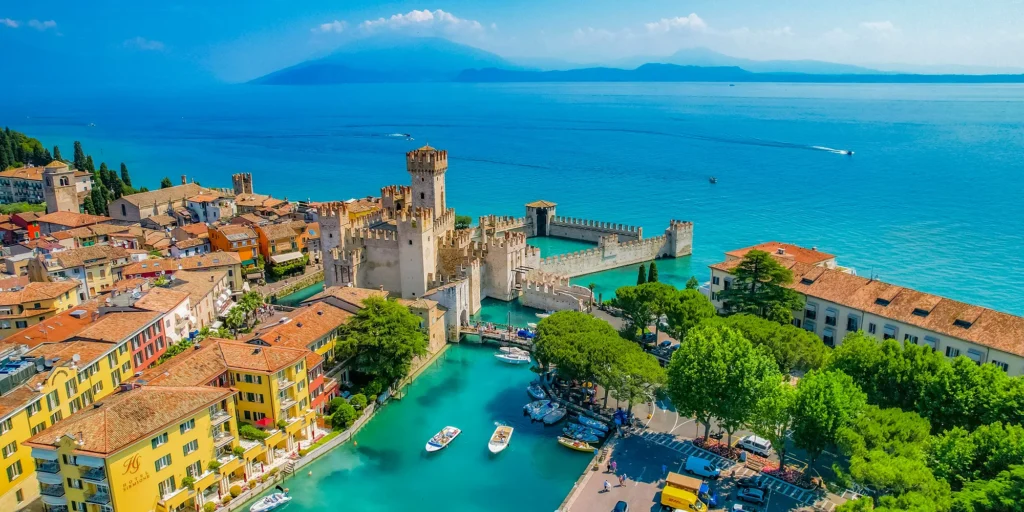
37, 211, 112, 228
215, 225, 257, 241
305, 222, 320, 239
0, 166, 45, 181
143, 214, 176, 227
259, 222, 303, 241
26, 340, 118, 368
188, 194, 222, 203
13, 212, 42, 222
304, 286, 388, 307
0, 276, 30, 291
725, 242, 836, 266
0, 301, 101, 347
174, 238, 206, 249
24, 386, 234, 456
235, 193, 285, 209
397, 297, 439, 311
44, 161, 67, 169
0, 281, 79, 306
248, 302, 351, 350
106, 278, 151, 294
61, 223, 131, 239
525, 200, 557, 208
217, 339, 308, 373
712, 251, 1024, 358
344, 198, 380, 214
132, 288, 189, 314
165, 269, 228, 304
138, 339, 309, 386
305, 352, 324, 369
176, 252, 241, 269
118, 183, 203, 207
122, 258, 176, 276
20, 238, 62, 250
74, 311, 160, 343
231, 213, 267, 226
51, 245, 129, 269
0, 384, 41, 422
177, 223, 210, 237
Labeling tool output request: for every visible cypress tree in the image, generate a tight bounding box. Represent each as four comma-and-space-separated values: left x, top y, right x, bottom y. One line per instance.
648, 261, 659, 283
73, 141, 86, 170
53, 145, 63, 162
82, 195, 96, 215
90, 187, 107, 215
120, 163, 132, 187
84, 155, 95, 173
637, 264, 647, 285
0, 130, 9, 170
686, 276, 700, 290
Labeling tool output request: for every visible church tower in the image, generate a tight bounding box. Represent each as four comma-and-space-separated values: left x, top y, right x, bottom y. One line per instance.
407, 146, 447, 220
43, 161, 79, 213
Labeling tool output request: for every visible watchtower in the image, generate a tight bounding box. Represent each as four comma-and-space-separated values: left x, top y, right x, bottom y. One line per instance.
407, 145, 447, 220
231, 173, 253, 195
396, 207, 438, 298
43, 161, 79, 213
525, 200, 557, 237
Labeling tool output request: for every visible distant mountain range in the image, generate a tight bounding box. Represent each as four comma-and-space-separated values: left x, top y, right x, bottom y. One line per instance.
251, 37, 1024, 85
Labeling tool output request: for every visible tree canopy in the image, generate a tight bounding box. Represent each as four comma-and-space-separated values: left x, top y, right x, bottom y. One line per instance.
345, 297, 428, 385
718, 313, 830, 374
662, 289, 717, 341
717, 249, 803, 324
454, 214, 472, 230
790, 369, 866, 467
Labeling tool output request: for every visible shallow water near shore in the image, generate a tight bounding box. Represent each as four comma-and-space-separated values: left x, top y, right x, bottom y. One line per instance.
242, 343, 590, 512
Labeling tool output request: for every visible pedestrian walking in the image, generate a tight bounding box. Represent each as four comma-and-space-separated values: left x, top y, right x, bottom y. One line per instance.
603, 480, 611, 493
607, 460, 613, 473
611, 460, 617, 473
619, 474, 626, 486
662, 464, 668, 476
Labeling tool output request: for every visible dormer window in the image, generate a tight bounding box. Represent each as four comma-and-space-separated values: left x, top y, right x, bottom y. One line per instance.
912, 308, 929, 317
874, 298, 890, 307
800, 278, 814, 285
953, 319, 973, 329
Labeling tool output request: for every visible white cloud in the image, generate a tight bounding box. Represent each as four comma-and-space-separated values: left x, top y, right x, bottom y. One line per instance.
644, 13, 708, 34
860, 21, 897, 33
1, 18, 19, 28
28, 19, 56, 31
124, 36, 165, 51
312, 20, 346, 34
360, 9, 485, 36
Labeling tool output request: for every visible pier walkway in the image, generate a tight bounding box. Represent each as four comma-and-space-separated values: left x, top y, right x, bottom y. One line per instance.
459, 322, 535, 350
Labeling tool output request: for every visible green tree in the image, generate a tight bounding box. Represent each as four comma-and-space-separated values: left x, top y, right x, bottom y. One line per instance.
920, 358, 1010, 433
750, 383, 795, 466
120, 162, 132, 187
224, 308, 245, 332
612, 282, 674, 341
90, 187, 107, 215
686, 276, 699, 290
53, 145, 63, 162
790, 369, 866, 467
952, 465, 1024, 512
454, 215, 472, 230
828, 333, 947, 413
160, 177, 173, 189
717, 250, 803, 323
346, 297, 428, 385
721, 314, 829, 374
931, 423, 1024, 491
73, 141, 86, 170
663, 289, 717, 341
636, 264, 646, 285
648, 261, 659, 283
82, 195, 95, 215
331, 402, 358, 429
84, 155, 95, 173
607, 343, 667, 412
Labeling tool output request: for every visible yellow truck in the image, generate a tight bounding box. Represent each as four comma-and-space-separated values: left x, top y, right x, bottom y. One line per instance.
661, 472, 710, 511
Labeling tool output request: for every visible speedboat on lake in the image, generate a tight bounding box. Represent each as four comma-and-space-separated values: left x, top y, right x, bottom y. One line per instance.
425, 426, 461, 452
488, 426, 514, 454
495, 352, 531, 364
250, 493, 291, 512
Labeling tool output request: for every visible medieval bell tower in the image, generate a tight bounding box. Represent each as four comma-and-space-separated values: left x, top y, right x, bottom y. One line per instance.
43, 161, 80, 213
407, 145, 447, 220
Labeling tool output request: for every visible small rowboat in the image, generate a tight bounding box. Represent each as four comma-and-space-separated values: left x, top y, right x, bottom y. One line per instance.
527, 383, 547, 400
543, 407, 567, 425
425, 426, 461, 452
250, 493, 291, 512
488, 426, 514, 454
558, 436, 595, 453
566, 422, 606, 438
576, 415, 609, 432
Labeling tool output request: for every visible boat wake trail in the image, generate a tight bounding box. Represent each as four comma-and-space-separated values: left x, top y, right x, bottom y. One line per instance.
451, 156, 552, 170
810, 145, 851, 155
561, 126, 852, 155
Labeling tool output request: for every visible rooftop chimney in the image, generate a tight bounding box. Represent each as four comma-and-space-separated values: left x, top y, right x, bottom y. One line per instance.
181, 175, 187, 185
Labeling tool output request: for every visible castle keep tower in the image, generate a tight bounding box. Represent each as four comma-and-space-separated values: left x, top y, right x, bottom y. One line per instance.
43, 161, 79, 213
407, 146, 447, 220
231, 173, 253, 195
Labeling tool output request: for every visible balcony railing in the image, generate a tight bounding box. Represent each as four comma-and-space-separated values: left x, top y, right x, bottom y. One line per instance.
44, 507, 68, 512
85, 490, 111, 505
40, 484, 66, 497
276, 378, 295, 390
80, 466, 107, 483
36, 460, 61, 473
213, 431, 235, 448
279, 396, 297, 411
211, 409, 231, 427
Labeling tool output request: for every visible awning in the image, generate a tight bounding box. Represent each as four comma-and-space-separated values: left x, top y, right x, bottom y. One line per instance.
270, 251, 303, 265
254, 417, 273, 428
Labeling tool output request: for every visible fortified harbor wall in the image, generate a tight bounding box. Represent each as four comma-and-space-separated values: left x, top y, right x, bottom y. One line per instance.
519, 271, 593, 312
537, 221, 693, 278
548, 216, 643, 243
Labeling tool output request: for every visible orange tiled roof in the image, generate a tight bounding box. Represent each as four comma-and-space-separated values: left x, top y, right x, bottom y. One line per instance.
73, 311, 160, 343
0, 384, 42, 421
26, 339, 118, 367
725, 242, 835, 266
36, 211, 112, 228
248, 302, 351, 350
24, 386, 234, 456
138, 339, 309, 386
51, 245, 129, 269
525, 200, 557, 208
215, 224, 257, 241
164, 269, 228, 304
304, 286, 388, 307
177, 223, 210, 236
0, 276, 30, 291
0, 281, 79, 306
188, 194, 222, 203
0, 302, 101, 347
132, 288, 189, 314
0, 166, 45, 181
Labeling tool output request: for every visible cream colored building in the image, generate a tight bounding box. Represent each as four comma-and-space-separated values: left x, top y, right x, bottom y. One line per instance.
26, 245, 131, 300
163, 269, 232, 330
708, 242, 1024, 375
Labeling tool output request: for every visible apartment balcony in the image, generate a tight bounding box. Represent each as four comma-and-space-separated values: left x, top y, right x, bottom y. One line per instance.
276, 377, 296, 390
85, 490, 112, 505
43, 506, 68, 512
36, 459, 61, 474
80, 466, 108, 483
40, 484, 66, 498
279, 396, 297, 411
213, 430, 235, 448
211, 409, 231, 427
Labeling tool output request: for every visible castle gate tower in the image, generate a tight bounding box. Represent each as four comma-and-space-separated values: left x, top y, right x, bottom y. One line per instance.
407, 145, 447, 220
525, 200, 557, 237
43, 161, 79, 213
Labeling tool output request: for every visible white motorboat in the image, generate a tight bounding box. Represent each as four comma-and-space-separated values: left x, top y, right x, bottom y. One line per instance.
250, 492, 291, 512
535, 311, 552, 319
500, 346, 530, 355
488, 425, 514, 454
425, 426, 461, 452
495, 352, 531, 364
524, 400, 548, 417
527, 383, 547, 400
543, 407, 567, 425
527, 322, 538, 329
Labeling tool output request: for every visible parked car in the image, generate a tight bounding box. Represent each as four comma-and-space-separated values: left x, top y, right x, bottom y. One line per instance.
684, 456, 720, 479
613, 501, 629, 512
737, 488, 766, 504
659, 339, 673, 348
737, 434, 773, 458
735, 477, 767, 490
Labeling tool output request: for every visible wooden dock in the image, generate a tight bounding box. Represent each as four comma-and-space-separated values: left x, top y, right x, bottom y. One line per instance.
459, 323, 535, 351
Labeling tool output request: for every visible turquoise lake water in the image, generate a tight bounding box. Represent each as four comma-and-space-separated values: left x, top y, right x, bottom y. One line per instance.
5, 83, 1024, 314
273, 282, 325, 307
245, 343, 590, 512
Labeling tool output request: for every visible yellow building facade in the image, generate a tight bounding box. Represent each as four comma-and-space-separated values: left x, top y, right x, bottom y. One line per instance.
0, 281, 81, 339
25, 386, 238, 512
0, 339, 132, 511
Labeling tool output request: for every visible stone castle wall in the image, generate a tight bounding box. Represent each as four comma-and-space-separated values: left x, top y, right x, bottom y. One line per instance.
519, 271, 592, 312
548, 216, 643, 243
538, 233, 670, 278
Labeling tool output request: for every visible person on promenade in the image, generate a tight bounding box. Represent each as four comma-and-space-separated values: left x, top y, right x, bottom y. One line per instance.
619, 474, 626, 486
611, 460, 618, 473
603, 480, 611, 493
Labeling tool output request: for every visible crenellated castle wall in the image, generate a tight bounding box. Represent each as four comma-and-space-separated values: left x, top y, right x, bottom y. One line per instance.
537, 221, 692, 277
548, 216, 643, 243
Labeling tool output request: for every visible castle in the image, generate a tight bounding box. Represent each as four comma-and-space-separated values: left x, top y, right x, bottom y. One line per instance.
320, 146, 693, 339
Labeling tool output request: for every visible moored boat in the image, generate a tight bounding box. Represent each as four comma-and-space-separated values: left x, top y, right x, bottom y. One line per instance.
495, 352, 531, 364
249, 493, 291, 512
562, 426, 599, 443
524, 400, 549, 418
500, 346, 530, 355
576, 415, 609, 432
543, 406, 567, 425
488, 426, 514, 454
527, 383, 547, 400
530, 401, 558, 421
557, 436, 595, 453
566, 422, 606, 438
425, 426, 461, 452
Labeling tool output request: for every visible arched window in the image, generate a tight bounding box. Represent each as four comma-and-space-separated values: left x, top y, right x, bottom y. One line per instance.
59, 177, 69, 186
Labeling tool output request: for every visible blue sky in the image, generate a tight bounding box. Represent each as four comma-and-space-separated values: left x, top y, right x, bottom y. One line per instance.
3, 0, 1024, 83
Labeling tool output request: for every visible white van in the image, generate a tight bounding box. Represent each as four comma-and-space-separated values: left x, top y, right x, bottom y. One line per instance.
737, 435, 773, 457
684, 456, 720, 479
